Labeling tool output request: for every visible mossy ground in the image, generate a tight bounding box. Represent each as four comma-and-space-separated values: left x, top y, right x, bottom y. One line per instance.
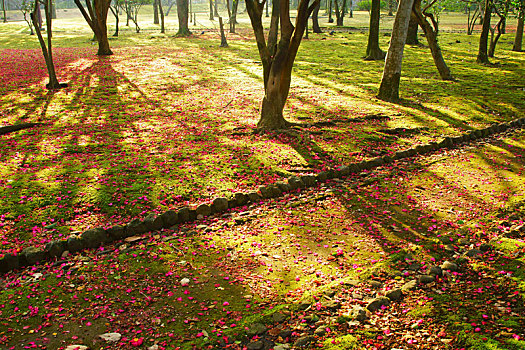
1, 10, 524, 350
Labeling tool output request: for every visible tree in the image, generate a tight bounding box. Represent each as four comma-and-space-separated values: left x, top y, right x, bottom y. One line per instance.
365, 0, 386, 59
209, 0, 214, 19
412, 0, 453, 79
334, 0, 347, 25
2, 0, 6, 23
177, 0, 190, 35
377, 0, 416, 101
109, 0, 120, 36
153, 0, 159, 24
245, 0, 320, 130
488, 0, 509, 57
513, 0, 524, 51
476, 0, 492, 63
19, 0, 35, 34
74, 0, 113, 55
158, 0, 165, 33
30, 0, 65, 89
312, 0, 322, 32
406, 13, 419, 44
228, 0, 239, 32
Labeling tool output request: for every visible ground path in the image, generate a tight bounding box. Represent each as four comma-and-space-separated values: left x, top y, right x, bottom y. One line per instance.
0, 128, 524, 350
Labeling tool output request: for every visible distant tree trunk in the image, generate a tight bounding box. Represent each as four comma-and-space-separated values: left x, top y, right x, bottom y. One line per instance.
31, 0, 62, 89
488, 16, 504, 57
312, 1, 321, 32
334, 0, 346, 26
2, 0, 7, 22
466, 6, 479, 35
365, 0, 385, 60
328, 0, 333, 22
51, 0, 56, 18
209, 0, 214, 19
476, 0, 491, 63
406, 12, 418, 44
165, 0, 176, 15
159, 0, 165, 32
154, 0, 159, 24
412, 0, 452, 80
246, 0, 320, 130
109, 5, 119, 36
74, 0, 113, 55
177, 0, 190, 35
377, 0, 415, 101
226, 0, 231, 18
265, 0, 269, 16
348, 0, 352, 17
229, 0, 238, 32
219, 16, 228, 46
214, 0, 218, 16
514, 11, 524, 51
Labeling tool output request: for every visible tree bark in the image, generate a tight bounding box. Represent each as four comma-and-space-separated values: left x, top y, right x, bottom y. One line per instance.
209, 0, 214, 20
334, 0, 346, 26
74, 0, 113, 55
488, 16, 504, 57
388, 0, 394, 16
154, 0, 159, 24
230, 0, 238, 32
31, 0, 62, 89
214, 0, 219, 16
2, 0, 7, 22
109, 5, 119, 36
513, 9, 524, 51
412, 0, 453, 80
219, 16, 228, 46
159, 0, 165, 33
177, 0, 191, 35
406, 12, 418, 45
377, 0, 415, 101
365, 0, 385, 60
312, 1, 321, 32
246, 0, 320, 130
476, 0, 491, 63
328, 0, 333, 22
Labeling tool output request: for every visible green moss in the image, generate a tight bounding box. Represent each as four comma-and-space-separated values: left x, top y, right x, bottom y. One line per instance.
323, 334, 358, 349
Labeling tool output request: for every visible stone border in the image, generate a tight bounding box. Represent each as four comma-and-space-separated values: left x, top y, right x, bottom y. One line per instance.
1, 118, 524, 273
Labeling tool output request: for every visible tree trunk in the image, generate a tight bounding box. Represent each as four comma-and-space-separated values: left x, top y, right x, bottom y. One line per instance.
246, 0, 320, 130
488, 16, 504, 57
209, 0, 214, 20
365, 0, 385, 60
154, 0, 159, 24
513, 10, 524, 51
348, 0, 352, 17
412, 0, 452, 80
51, 0, 57, 18
312, 1, 321, 32
229, 0, 238, 32
476, 0, 491, 64
335, 0, 345, 26
328, 0, 333, 22
110, 5, 119, 36
219, 16, 228, 46
31, 0, 61, 89
159, 0, 165, 33
377, 0, 415, 101
406, 12, 418, 45
74, 0, 113, 55
177, 0, 190, 35
388, 0, 394, 16
2, 0, 7, 23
